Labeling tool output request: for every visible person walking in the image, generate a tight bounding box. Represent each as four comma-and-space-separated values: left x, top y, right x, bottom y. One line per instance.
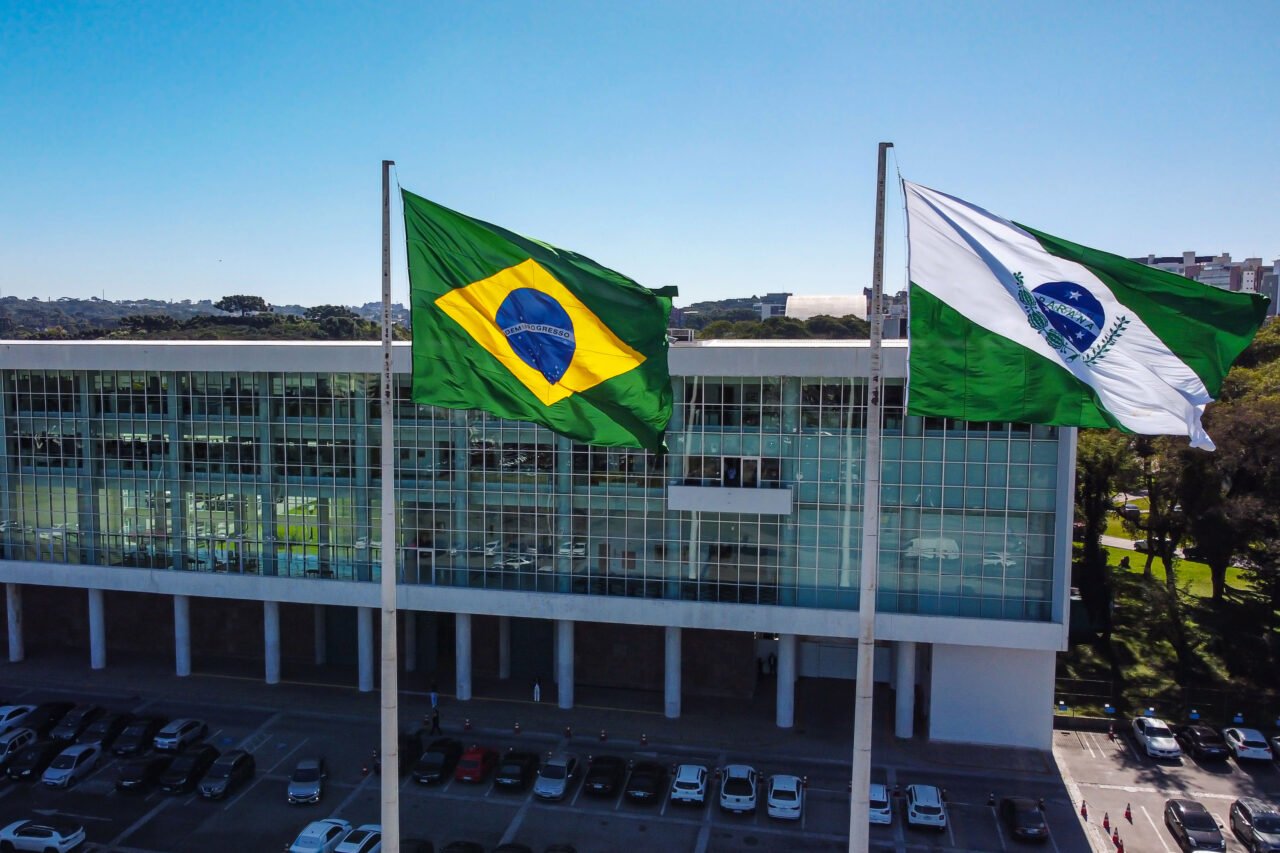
429, 707, 441, 735
429, 682, 439, 710
532, 677, 542, 703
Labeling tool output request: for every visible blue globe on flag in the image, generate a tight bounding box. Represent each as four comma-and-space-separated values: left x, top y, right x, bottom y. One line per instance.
1031, 281, 1105, 354
496, 289, 577, 384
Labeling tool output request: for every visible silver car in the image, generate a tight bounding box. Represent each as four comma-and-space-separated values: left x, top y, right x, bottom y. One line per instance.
42, 744, 100, 788
533, 752, 578, 800
288, 757, 327, 804
153, 718, 207, 752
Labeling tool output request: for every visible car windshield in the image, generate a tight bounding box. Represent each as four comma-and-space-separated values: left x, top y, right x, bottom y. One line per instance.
418, 754, 443, 768
1147, 723, 1172, 737
206, 763, 233, 778
724, 779, 752, 796
1182, 809, 1216, 831
870, 797, 888, 809
294, 840, 322, 852
459, 758, 478, 769
499, 763, 521, 775
49, 754, 75, 769
541, 765, 566, 780
345, 830, 369, 844
1245, 739, 1269, 749
169, 753, 200, 771
772, 789, 797, 801
1254, 814, 1280, 833
293, 765, 321, 782
916, 804, 942, 815
123, 723, 148, 736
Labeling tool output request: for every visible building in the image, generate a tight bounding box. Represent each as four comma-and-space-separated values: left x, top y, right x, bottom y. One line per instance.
0, 339, 1073, 749
1135, 252, 1279, 296
753, 292, 791, 320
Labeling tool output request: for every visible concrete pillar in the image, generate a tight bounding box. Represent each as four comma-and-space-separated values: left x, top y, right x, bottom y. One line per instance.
664, 626, 681, 719
357, 607, 374, 692
405, 611, 417, 673
263, 601, 280, 684
555, 619, 574, 709
88, 589, 106, 670
5, 584, 23, 663
455, 613, 472, 701
313, 605, 327, 665
173, 595, 190, 677
497, 616, 511, 680
776, 633, 796, 728
895, 640, 917, 739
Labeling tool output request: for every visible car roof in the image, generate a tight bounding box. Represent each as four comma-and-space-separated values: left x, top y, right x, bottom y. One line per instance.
1228, 726, 1266, 738
160, 718, 194, 729
1238, 797, 1280, 814
770, 774, 801, 790
908, 784, 942, 805
1169, 798, 1209, 814
301, 819, 350, 836
213, 749, 248, 763
869, 782, 887, 797
724, 764, 755, 775
60, 743, 95, 754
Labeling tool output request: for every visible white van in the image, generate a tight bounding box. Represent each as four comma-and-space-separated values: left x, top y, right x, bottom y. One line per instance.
0, 727, 36, 767
904, 538, 960, 560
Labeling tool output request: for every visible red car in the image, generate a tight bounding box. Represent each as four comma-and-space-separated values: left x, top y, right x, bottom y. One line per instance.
454, 746, 499, 783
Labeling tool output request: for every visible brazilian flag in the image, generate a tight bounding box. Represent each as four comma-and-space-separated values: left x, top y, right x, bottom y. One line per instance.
402, 189, 677, 451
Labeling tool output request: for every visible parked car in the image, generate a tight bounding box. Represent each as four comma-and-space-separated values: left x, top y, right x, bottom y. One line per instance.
558, 540, 586, 557
0, 705, 36, 736
1224, 727, 1274, 762
49, 704, 103, 742
158, 744, 219, 793
1230, 797, 1280, 853
412, 738, 462, 784
288, 756, 328, 804
20, 702, 73, 738
1174, 725, 1230, 761
494, 751, 539, 790
199, 748, 255, 799
623, 761, 668, 803
0, 819, 85, 853
287, 818, 351, 853
0, 727, 37, 768
533, 752, 579, 800
999, 797, 1049, 842
718, 764, 759, 814
1165, 798, 1226, 852
153, 718, 208, 752
42, 743, 101, 788
112, 717, 166, 756
454, 746, 498, 783
78, 712, 134, 750
335, 823, 381, 853
1132, 717, 1182, 759
869, 782, 892, 825
583, 754, 626, 797
7, 741, 61, 782
905, 784, 948, 830
669, 764, 708, 805
766, 774, 804, 821
115, 754, 172, 793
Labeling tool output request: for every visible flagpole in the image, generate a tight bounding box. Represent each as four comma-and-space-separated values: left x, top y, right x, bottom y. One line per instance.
849, 141, 891, 853
379, 158, 401, 849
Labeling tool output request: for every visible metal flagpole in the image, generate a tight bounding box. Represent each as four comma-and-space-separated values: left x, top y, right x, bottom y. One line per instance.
379, 159, 401, 849
848, 141, 891, 852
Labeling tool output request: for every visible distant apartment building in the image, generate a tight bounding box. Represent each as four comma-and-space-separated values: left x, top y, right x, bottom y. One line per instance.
1135, 252, 1278, 298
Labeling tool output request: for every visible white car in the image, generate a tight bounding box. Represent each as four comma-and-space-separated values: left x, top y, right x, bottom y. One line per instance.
0, 819, 86, 853
288, 818, 351, 853
482, 540, 501, 556
533, 752, 579, 800
0, 705, 35, 735
1132, 717, 1182, 759
1224, 727, 1274, 762
719, 764, 759, 814
558, 540, 587, 557
501, 556, 533, 569
905, 783, 948, 830
334, 823, 381, 853
766, 774, 804, 820
869, 782, 893, 825
153, 718, 208, 751
670, 763, 708, 805
42, 743, 101, 788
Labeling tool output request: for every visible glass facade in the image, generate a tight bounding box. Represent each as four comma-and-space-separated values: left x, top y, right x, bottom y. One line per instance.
0, 362, 1060, 622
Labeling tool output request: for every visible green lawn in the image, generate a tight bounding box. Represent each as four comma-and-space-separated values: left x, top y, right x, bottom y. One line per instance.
1106, 545, 1247, 598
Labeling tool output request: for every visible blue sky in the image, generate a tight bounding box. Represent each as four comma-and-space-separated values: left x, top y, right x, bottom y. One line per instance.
1, 0, 1277, 307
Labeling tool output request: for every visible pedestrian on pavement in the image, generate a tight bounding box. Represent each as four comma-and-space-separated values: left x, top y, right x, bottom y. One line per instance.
429, 683, 439, 709
429, 707, 441, 735
533, 677, 542, 703
768, 652, 777, 675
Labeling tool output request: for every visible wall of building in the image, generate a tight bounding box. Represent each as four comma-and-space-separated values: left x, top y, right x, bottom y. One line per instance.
927, 644, 1055, 749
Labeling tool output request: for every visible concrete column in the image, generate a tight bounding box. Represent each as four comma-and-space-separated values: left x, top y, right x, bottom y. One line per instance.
555, 619, 574, 710
894, 640, 917, 739
497, 616, 511, 680
455, 614, 472, 701
5, 584, 23, 663
776, 633, 797, 728
88, 589, 106, 670
664, 626, 682, 719
263, 601, 280, 684
313, 605, 327, 665
357, 607, 374, 692
405, 611, 417, 673
173, 595, 190, 677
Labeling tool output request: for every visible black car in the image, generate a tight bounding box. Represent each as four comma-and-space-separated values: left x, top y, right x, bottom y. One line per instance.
49, 704, 104, 742
1174, 725, 1230, 761
494, 751, 540, 791
583, 755, 626, 797
113, 717, 167, 756
1165, 798, 1226, 852
998, 797, 1049, 843
21, 702, 73, 738
199, 749, 255, 799
624, 761, 668, 803
159, 744, 220, 793
6, 740, 61, 782
115, 754, 172, 793
78, 712, 134, 750
412, 737, 462, 784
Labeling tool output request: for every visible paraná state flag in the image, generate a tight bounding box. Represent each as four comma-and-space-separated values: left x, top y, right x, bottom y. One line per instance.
401, 189, 677, 451
904, 181, 1268, 450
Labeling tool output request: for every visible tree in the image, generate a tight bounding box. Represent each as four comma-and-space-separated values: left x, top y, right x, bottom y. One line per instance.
214, 295, 270, 316
1074, 429, 1137, 632
305, 305, 358, 322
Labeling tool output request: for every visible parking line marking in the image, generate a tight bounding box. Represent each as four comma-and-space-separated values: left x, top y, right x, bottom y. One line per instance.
264, 736, 309, 774
333, 767, 375, 814
887, 767, 905, 849
498, 796, 533, 846
990, 805, 1007, 851
106, 795, 172, 848
1142, 804, 1173, 853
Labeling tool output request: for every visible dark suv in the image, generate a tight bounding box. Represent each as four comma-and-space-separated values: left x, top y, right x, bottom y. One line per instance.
583, 755, 626, 797
1165, 798, 1225, 852
494, 751, 539, 791
1230, 797, 1280, 853
159, 745, 220, 793
113, 717, 166, 757
1174, 725, 1229, 761
412, 738, 462, 784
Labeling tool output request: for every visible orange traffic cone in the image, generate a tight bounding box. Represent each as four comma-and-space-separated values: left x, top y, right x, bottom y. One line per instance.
1112, 827, 1119, 846
1081, 800, 1088, 820
1103, 813, 1110, 832
1116, 838, 1124, 853
1125, 803, 1132, 823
